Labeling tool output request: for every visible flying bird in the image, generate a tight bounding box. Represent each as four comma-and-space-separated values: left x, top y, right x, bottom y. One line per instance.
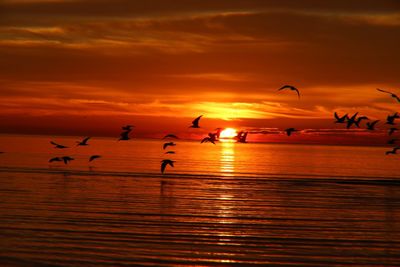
77, 137, 91, 146
165, 151, 176, 154
50, 141, 68, 149
278, 85, 300, 98
366, 120, 379, 130
377, 88, 400, 102
386, 112, 400, 125
163, 142, 176, 150
161, 159, 175, 174
163, 134, 179, 139
61, 156, 74, 164
89, 155, 101, 162
389, 127, 398, 136
346, 112, 359, 129
201, 137, 216, 144
49, 157, 62, 163
285, 128, 298, 136
385, 147, 400, 155
190, 115, 203, 128
334, 112, 348, 123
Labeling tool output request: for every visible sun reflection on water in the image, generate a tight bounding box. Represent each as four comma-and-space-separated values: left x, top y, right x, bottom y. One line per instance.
220, 140, 235, 176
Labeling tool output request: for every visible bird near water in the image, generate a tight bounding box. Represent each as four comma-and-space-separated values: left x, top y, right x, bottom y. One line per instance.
77, 137, 90, 146
334, 112, 348, 123
386, 112, 400, 125
285, 128, 298, 136
346, 112, 359, 129
161, 159, 175, 174
201, 136, 216, 144
163, 142, 176, 150
278, 85, 300, 99
119, 130, 131, 141
50, 141, 68, 149
61, 156, 74, 164
236, 131, 248, 143
386, 147, 400, 155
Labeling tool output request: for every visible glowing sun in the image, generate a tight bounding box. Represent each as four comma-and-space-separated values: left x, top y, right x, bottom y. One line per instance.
219, 128, 238, 139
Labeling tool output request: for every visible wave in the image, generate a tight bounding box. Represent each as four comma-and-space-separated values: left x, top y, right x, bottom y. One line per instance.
1, 166, 400, 185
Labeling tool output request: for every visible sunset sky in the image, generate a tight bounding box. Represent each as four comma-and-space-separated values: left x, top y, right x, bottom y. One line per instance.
0, 0, 399, 144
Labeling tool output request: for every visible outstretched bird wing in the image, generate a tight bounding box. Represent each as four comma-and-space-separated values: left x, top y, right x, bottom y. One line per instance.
50, 141, 60, 146
192, 115, 203, 127
89, 155, 101, 162
82, 137, 91, 144
334, 112, 340, 121
49, 157, 60, 163
278, 85, 291, 91
161, 160, 174, 174
377, 88, 392, 94
163, 142, 175, 149
163, 134, 179, 139
294, 88, 300, 98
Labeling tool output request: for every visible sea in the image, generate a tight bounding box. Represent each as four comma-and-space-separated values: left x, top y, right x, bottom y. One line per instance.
0, 134, 399, 266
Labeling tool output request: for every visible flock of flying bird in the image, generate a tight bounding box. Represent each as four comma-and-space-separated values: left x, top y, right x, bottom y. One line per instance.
1, 85, 399, 173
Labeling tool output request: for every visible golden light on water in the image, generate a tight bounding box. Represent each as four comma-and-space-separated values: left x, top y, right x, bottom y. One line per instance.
220, 141, 235, 176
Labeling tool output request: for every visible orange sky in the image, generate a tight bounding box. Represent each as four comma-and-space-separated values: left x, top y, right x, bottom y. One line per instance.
0, 0, 399, 144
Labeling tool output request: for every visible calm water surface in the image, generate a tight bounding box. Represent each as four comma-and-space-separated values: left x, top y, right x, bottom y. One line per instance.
0, 135, 399, 266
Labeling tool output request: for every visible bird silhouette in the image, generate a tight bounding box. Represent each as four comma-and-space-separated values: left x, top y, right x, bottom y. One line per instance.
389, 127, 398, 136
278, 85, 300, 98
285, 128, 298, 136
190, 115, 203, 128
119, 130, 131, 141
366, 120, 379, 130
161, 159, 175, 174
236, 131, 248, 143
346, 112, 359, 129
77, 137, 90, 146
163, 134, 179, 139
386, 112, 400, 125
377, 88, 400, 102
354, 116, 369, 128
334, 112, 348, 123
201, 136, 216, 144
89, 155, 101, 162
163, 142, 176, 150
50, 141, 68, 149
385, 147, 400, 155
61, 156, 74, 164
165, 151, 176, 154
214, 128, 223, 139
49, 157, 62, 163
